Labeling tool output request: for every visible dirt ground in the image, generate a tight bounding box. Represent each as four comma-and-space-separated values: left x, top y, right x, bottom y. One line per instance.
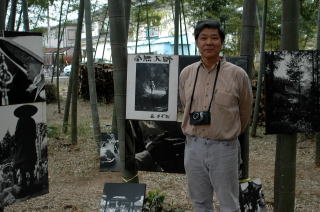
4, 79, 320, 211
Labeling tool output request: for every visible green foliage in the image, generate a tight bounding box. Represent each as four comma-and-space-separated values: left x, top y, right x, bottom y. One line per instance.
299, 0, 319, 49
28, 0, 50, 8
143, 189, 165, 212
131, 1, 163, 26
47, 125, 61, 138
261, 0, 281, 51
30, 26, 47, 33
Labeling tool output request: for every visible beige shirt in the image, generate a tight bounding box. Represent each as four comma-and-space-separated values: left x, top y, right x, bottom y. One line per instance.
179, 58, 253, 140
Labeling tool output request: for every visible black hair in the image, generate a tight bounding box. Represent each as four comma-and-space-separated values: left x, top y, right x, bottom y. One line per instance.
194, 19, 225, 43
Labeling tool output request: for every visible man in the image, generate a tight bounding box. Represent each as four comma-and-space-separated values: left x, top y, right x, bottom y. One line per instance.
179, 20, 253, 212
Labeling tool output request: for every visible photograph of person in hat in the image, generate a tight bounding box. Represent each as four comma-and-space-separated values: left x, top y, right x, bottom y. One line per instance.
13, 104, 38, 197
0, 37, 45, 106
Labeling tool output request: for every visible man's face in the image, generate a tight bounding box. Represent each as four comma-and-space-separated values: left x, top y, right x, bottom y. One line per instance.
26, 62, 41, 81
196, 28, 222, 60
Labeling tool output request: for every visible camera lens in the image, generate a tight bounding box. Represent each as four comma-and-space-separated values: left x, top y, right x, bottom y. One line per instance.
192, 112, 200, 120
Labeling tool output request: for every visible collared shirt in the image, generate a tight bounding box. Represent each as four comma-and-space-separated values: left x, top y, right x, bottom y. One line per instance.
179, 57, 253, 140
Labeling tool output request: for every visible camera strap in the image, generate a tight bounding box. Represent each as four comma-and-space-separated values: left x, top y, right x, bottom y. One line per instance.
189, 60, 221, 112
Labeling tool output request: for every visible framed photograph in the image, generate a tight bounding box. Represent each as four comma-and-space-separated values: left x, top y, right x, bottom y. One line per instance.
126, 54, 179, 121
265, 50, 320, 134
0, 31, 45, 106
99, 183, 146, 212
0, 102, 48, 207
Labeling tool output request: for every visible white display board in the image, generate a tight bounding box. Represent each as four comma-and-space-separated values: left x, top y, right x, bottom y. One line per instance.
126, 54, 178, 121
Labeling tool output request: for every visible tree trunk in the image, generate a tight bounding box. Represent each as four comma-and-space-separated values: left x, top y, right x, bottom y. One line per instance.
46, 4, 50, 46
16, 9, 22, 31
54, 0, 65, 114
62, 0, 84, 135
21, 0, 30, 31
7, 0, 18, 31
134, 1, 141, 54
145, 0, 151, 53
315, 4, 320, 167
255, 4, 261, 37
274, 0, 299, 211
181, 0, 190, 55
71, 0, 85, 145
94, 10, 108, 60
251, 0, 267, 137
239, 0, 256, 180
102, 22, 109, 59
0, 0, 7, 30
179, 10, 184, 55
84, 0, 101, 151
109, 0, 138, 183
174, 0, 180, 55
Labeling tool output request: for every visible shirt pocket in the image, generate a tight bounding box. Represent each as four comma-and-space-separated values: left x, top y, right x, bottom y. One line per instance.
214, 91, 238, 107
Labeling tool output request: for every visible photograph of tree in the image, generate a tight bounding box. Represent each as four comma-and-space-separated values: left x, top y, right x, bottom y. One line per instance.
265, 50, 320, 134
0, 102, 48, 208
99, 183, 146, 212
126, 54, 178, 121
100, 132, 121, 172
0, 32, 45, 106
135, 63, 169, 112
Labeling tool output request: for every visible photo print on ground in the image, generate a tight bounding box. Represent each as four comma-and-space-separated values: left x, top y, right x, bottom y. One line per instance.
265, 50, 320, 134
99, 183, 146, 212
100, 132, 122, 172
126, 54, 178, 121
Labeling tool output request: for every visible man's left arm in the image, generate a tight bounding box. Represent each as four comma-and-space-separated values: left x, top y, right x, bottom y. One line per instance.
239, 73, 253, 133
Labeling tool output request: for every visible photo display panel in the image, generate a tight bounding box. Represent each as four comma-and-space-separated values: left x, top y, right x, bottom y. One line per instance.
129, 55, 249, 174
265, 50, 320, 134
0, 32, 48, 208
126, 54, 179, 121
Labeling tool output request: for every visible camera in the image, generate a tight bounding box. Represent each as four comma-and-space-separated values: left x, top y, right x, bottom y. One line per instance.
189, 111, 211, 125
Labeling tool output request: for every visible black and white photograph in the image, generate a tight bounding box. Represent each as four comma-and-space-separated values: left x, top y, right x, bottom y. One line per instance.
0, 32, 45, 106
265, 50, 320, 134
126, 54, 178, 121
135, 63, 169, 112
134, 120, 186, 173
0, 102, 48, 208
100, 132, 122, 172
99, 183, 146, 212
239, 178, 267, 212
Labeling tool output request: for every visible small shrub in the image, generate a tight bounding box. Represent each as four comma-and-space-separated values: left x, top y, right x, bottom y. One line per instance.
47, 125, 60, 138
143, 189, 165, 212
